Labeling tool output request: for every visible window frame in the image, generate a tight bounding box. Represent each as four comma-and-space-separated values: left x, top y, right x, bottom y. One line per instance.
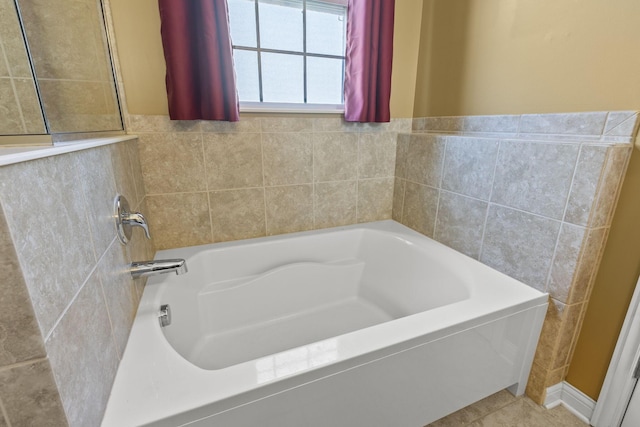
231, 0, 348, 114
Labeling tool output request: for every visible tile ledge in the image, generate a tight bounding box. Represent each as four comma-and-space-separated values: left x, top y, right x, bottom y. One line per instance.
0, 135, 138, 167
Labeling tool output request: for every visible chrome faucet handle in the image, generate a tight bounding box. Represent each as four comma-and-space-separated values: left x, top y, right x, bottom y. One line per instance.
114, 194, 151, 244
122, 212, 151, 239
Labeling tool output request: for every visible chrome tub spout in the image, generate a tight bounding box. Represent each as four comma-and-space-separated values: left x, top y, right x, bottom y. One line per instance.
130, 259, 188, 279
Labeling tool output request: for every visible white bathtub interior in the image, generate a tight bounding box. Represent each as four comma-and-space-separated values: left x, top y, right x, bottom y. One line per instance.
102, 221, 548, 427
162, 227, 471, 370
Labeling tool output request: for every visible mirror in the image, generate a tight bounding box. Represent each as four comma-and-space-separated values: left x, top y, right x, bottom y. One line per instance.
0, 0, 46, 135
0, 0, 123, 138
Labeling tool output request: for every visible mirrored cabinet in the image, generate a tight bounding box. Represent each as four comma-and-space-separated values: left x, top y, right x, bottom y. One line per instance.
0, 0, 123, 143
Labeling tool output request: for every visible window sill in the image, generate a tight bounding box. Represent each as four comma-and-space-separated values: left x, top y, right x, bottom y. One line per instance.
239, 102, 344, 115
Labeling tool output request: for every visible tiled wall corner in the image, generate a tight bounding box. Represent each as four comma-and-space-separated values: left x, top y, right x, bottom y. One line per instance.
0, 138, 152, 426
401, 110, 638, 404
132, 114, 411, 250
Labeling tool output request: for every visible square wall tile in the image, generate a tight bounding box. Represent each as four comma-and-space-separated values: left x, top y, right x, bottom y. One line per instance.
358, 132, 397, 179
518, 112, 608, 136
480, 205, 561, 291
127, 115, 201, 133
315, 181, 357, 228
442, 136, 499, 201
261, 117, 313, 133
405, 134, 446, 187
434, 192, 488, 259
313, 133, 358, 182
146, 193, 212, 249
591, 146, 631, 227
204, 132, 263, 190
201, 116, 261, 133
491, 141, 579, 220
357, 178, 394, 223
400, 181, 439, 237
210, 188, 266, 242
138, 132, 206, 194
110, 140, 139, 208
265, 185, 313, 235
568, 227, 608, 304
395, 134, 410, 180
0, 359, 67, 426
262, 133, 312, 186
45, 273, 118, 427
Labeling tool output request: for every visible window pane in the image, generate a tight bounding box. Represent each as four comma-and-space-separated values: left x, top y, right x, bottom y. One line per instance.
307, 57, 343, 104
261, 52, 303, 103
258, 0, 303, 52
306, 3, 346, 56
228, 0, 258, 48
233, 49, 260, 102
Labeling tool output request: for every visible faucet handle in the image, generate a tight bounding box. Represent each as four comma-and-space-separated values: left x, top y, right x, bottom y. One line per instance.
114, 195, 151, 244
122, 212, 151, 239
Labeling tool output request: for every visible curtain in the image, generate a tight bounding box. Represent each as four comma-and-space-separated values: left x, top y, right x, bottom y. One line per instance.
158, 0, 240, 121
343, 0, 395, 123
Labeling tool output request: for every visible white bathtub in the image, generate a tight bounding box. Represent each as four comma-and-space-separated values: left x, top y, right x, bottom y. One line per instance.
102, 221, 548, 427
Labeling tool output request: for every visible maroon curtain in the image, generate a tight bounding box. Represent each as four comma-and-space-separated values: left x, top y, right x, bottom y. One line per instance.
158, 0, 240, 121
343, 0, 395, 123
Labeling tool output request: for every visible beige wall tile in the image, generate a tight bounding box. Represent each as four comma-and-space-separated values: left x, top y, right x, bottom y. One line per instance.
358, 132, 397, 179
0, 206, 45, 366
204, 133, 263, 190
591, 146, 631, 226
518, 112, 608, 136
0, 155, 96, 336
481, 205, 561, 291
552, 303, 584, 370
201, 116, 261, 133
0, 359, 67, 426
548, 224, 587, 303
73, 146, 118, 257
491, 141, 579, 220
442, 137, 499, 201
392, 178, 406, 222
532, 299, 565, 370
312, 117, 360, 133
405, 134, 446, 187
314, 181, 357, 229
435, 192, 488, 259
262, 133, 312, 186
395, 134, 410, 180
138, 133, 206, 194
357, 178, 394, 223
526, 361, 548, 404
401, 181, 438, 237
45, 273, 118, 427
210, 188, 266, 242
261, 117, 314, 133
568, 227, 608, 304
146, 193, 212, 249
110, 140, 139, 206
97, 240, 139, 358
127, 115, 201, 133
313, 133, 358, 182
564, 146, 608, 226
265, 185, 313, 235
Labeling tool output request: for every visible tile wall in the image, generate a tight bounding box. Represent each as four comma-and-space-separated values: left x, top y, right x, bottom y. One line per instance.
0, 138, 153, 426
0, 0, 46, 135
396, 111, 639, 403
128, 114, 411, 249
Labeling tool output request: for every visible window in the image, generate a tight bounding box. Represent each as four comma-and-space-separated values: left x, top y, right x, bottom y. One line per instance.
227, 0, 347, 112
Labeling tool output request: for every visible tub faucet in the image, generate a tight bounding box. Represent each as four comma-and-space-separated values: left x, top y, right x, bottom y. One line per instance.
130, 259, 188, 279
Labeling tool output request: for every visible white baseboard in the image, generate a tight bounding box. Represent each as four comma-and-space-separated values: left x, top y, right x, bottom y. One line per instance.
544, 381, 596, 424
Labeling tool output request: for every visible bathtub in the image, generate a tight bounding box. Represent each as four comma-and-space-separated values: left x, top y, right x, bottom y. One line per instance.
102, 220, 548, 427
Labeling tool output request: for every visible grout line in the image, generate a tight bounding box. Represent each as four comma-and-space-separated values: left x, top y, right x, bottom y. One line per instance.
201, 133, 215, 243
432, 136, 449, 237
0, 357, 48, 373
261, 131, 269, 236
0, 394, 12, 427
477, 140, 503, 260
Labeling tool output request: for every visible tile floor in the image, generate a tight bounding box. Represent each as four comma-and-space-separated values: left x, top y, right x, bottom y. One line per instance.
425, 390, 588, 426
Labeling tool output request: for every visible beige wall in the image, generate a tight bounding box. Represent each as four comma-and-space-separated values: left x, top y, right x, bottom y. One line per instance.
415, 0, 640, 116
109, 0, 422, 118
415, 0, 640, 401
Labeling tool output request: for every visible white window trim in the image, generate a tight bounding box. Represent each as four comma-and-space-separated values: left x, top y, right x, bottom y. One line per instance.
239, 101, 344, 114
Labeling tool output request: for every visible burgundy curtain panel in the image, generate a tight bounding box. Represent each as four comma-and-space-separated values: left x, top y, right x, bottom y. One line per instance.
158, 0, 240, 121
344, 0, 395, 123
